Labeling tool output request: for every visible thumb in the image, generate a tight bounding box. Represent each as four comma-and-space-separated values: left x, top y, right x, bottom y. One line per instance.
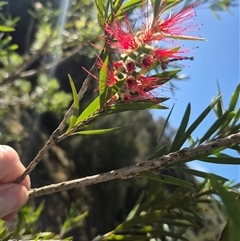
0, 183, 28, 220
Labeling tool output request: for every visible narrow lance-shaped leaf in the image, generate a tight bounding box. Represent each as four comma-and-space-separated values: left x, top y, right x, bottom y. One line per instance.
154, 104, 174, 153
148, 144, 168, 160
199, 110, 229, 144
140, 172, 194, 190
214, 82, 224, 118
115, 210, 167, 231
161, 0, 184, 15
228, 83, 239, 112
75, 96, 100, 124
174, 166, 229, 182
154, 69, 182, 82
209, 175, 240, 241
125, 192, 145, 221
66, 75, 79, 132
169, 103, 191, 152
137, 186, 164, 215
153, 0, 163, 19
232, 108, 240, 125
176, 95, 222, 148
99, 55, 109, 96
95, 0, 105, 27
217, 111, 235, 136
198, 156, 240, 165
0, 25, 15, 32
113, 0, 124, 14
116, 0, 143, 18
9, 44, 18, 50
152, 187, 185, 210
72, 124, 131, 135
107, 98, 169, 114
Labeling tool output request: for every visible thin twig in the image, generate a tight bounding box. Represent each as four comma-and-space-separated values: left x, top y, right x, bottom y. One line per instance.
19, 46, 83, 79
15, 60, 98, 183
28, 132, 240, 198
0, 35, 53, 86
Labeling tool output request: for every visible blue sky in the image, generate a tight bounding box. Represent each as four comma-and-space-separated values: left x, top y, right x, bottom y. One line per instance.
151, 3, 240, 183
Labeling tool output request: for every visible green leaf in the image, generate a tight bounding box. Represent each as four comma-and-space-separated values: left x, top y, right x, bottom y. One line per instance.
113, 0, 124, 13
214, 96, 223, 118
209, 177, 240, 240
140, 229, 189, 241
115, 210, 167, 231
176, 95, 222, 148
154, 69, 181, 82
9, 44, 18, 50
103, 234, 150, 240
0, 231, 13, 241
161, 0, 184, 15
231, 123, 240, 133
148, 144, 168, 160
137, 186, 163, 214
153, 0, 163, 19
199, 110, 229, 144
181, 207, 204, 222
125, 192, 145, 221
174, 167, 229, 182
229, 145, 240, 153
72, 124, 131, 135
99, 55, 108, 96
232, 108, 240, 125
198, 156, 240, 165
107, 99, 168, 114
0, 25, 15, 32
95, 0, 105, 27
76, 96, 100, 124
66, 75, 79, 132
140, 172, 194, 190
169, 103, 191, 152
214, 82, 224, 118
228, 83, 239, 112
219, 218, 240, 241
217, 111, 235, 135
155, 104, 174, 152
116, 0, 143, 18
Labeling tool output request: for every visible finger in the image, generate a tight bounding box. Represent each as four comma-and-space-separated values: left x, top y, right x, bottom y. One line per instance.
0, 183, 29, 220
0, 145, 31, 189
1, 210, 18, 221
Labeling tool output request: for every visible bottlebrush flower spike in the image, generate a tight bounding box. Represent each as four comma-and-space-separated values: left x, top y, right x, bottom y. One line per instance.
121, 74, 165, 102
153, 0, 205, 41
97, 57, 118, 87
84, 0, 205, 106
104, 16, 140, 53
154, 47, 190, 70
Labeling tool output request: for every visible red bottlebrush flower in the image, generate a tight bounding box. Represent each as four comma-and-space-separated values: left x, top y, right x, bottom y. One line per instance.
140, 55, 154, 69
154, 48, 186, 60
104, 17, 140, 52
121, 74, 161, 102
138, 75, 160, 91
96, 57, 119, 87
125, 58, 136, 73
154, 47, 193, 70
83, 56, 119, 90
156, 1, 201, 40
113, 60, 126, 72
126, 76, 138, 92
122, 75, 142, 102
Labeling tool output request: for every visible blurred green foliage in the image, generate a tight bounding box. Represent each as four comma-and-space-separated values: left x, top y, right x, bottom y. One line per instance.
0, 0, 239, 241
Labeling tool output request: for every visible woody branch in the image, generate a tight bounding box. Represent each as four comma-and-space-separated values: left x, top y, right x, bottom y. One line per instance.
28, 131, 240, 199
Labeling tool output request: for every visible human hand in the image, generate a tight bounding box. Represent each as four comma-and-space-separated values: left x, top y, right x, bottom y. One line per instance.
0, 145, 31, 221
